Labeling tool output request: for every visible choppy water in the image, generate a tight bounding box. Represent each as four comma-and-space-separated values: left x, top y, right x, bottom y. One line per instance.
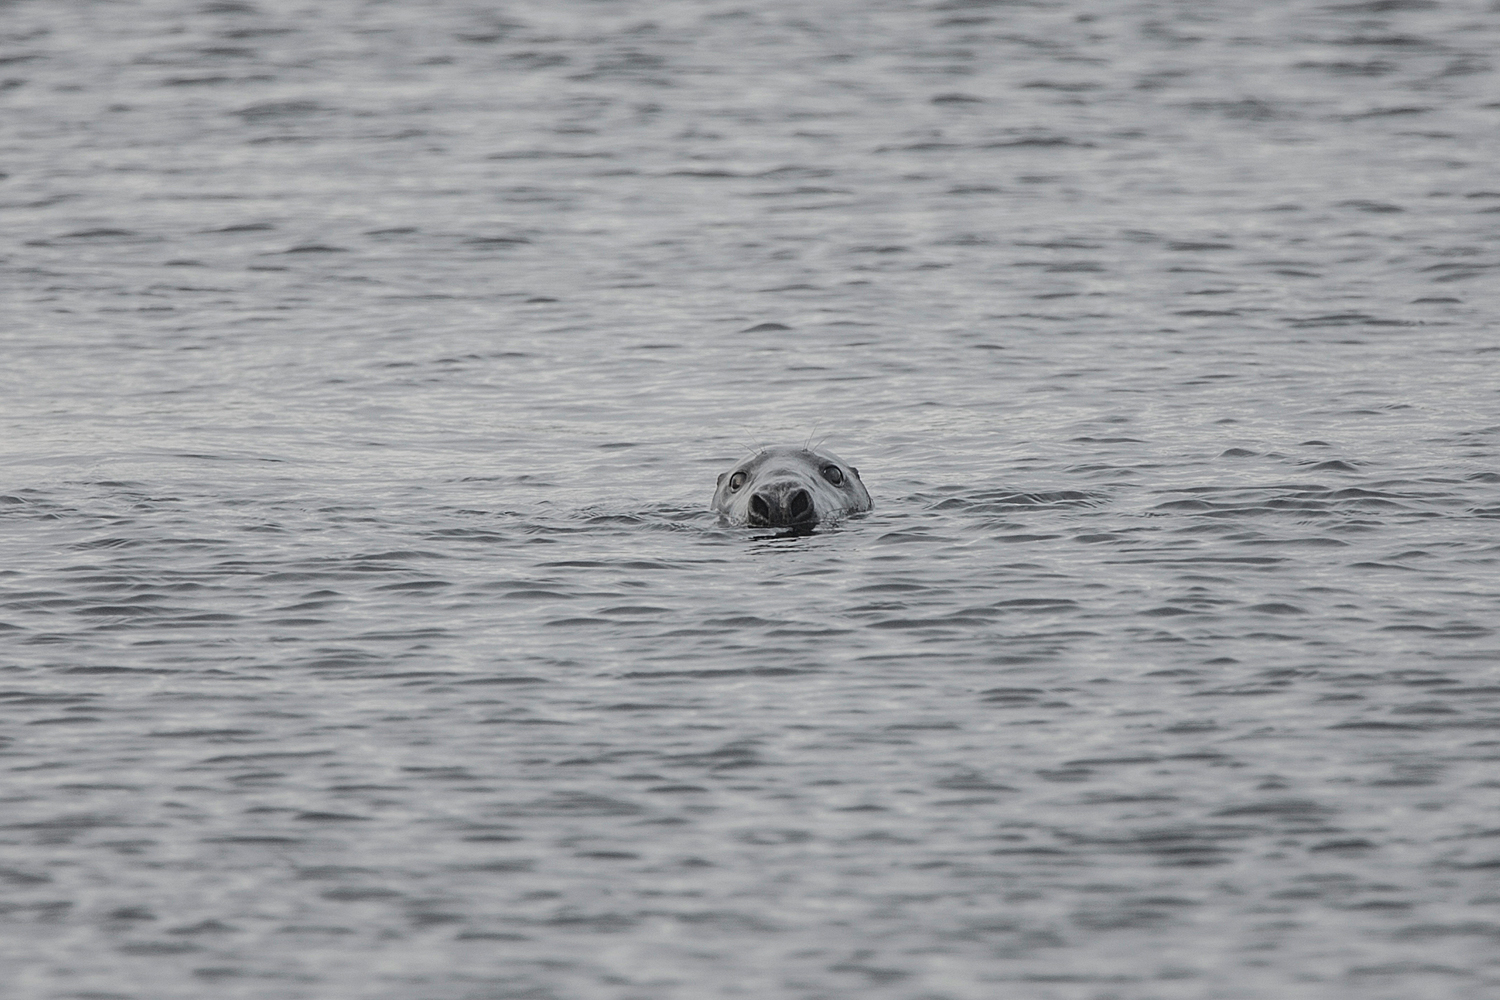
4, 1, 1500, 998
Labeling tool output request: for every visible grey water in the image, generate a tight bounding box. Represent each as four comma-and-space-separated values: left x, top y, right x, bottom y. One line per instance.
3, 1, 1500, 997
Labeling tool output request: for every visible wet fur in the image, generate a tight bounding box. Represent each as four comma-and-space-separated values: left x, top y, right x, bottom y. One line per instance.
712, 446, 872, 528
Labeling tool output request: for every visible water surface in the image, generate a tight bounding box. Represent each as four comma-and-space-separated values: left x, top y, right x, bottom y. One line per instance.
3, 1, 1500, 998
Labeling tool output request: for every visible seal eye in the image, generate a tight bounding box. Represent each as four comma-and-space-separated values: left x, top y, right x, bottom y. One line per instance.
729, 471, 747, 491
821, 465, 844, 486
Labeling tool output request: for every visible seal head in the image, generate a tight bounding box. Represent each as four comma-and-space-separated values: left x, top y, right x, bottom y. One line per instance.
713, 446, 872, 529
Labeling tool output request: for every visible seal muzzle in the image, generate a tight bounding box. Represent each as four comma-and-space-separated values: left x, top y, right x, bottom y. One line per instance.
747, 481, 817, 528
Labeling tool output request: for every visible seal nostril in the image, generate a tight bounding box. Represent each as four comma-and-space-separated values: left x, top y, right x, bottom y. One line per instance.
787, 489, 813, 522
749, 493, 772, 524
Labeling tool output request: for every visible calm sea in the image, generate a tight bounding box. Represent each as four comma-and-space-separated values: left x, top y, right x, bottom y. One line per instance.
4, 1, 1500, 998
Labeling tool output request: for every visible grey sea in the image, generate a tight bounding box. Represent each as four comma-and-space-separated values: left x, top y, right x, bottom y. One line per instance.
4, 1, 1500, 998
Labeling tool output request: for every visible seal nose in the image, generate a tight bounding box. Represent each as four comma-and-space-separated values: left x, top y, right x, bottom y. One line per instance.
748, 485, 816, 527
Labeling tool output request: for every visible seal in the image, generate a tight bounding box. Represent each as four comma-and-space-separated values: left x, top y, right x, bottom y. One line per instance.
713, 445, 872, 529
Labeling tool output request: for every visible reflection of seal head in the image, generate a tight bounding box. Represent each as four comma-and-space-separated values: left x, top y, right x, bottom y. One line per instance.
713, 446, 872, 528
